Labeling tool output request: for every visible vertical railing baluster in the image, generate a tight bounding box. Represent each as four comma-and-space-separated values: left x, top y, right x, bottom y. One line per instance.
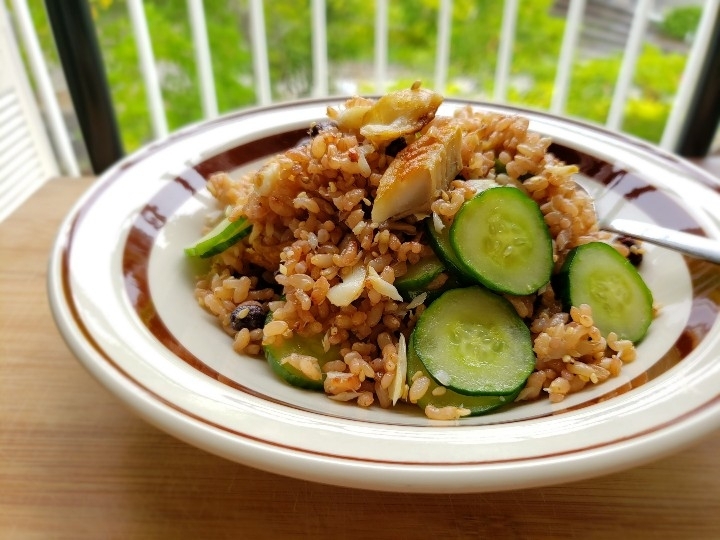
550, 0, 586, 115
494, 0, 518, 102
661, 0, 720, 154
127, 0, 168, 139
12, 0, 79, 176
434, 0, 452, 93
311, 0, 328, 97
374, 0, 388, 94
248, 0, 272, 105
606, 0, 652, 131
188, 0, 218, 118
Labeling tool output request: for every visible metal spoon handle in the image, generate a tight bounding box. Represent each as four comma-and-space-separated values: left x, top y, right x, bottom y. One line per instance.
603, 218, 720, 265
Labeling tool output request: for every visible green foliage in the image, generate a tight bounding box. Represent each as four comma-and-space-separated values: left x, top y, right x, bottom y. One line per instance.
660, 5, 702, 40
566, 53, 622, 124
91, 0, 256, 149
326, 0, 375, 65
201, 0, 255, 110
265, 1, 312, 98
623, 45, 686, 142
20, 0, 695, 153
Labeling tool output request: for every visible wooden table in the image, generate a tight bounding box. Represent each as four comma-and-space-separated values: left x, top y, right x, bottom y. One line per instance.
2, 170, 720, 539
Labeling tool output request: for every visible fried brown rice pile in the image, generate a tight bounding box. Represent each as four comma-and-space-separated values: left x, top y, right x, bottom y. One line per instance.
190, 83, 645, 419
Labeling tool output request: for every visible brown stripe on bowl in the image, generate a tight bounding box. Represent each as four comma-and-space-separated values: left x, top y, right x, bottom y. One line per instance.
120, 127, 720, 422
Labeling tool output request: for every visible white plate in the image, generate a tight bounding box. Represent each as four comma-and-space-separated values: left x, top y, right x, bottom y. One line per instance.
48, 98, 720, 493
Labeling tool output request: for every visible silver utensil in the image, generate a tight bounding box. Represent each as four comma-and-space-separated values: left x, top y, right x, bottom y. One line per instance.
574, 178, 720, 265
601, 218, 720, 265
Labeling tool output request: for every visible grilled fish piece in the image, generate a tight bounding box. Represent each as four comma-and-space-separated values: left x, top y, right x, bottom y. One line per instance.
372, 117, 463, 223
360, 83, 443, 146
329, 82, 443, 147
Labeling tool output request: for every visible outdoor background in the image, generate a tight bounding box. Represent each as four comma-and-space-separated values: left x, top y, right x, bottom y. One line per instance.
22, 0, 704, 161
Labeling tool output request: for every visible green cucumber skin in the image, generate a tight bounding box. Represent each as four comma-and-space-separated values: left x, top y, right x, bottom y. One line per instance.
449, 187, 553, 296
266, 348, 324, 390
265, 334, 341, 390
185, 217, 252, 258
264, 312, 341, 390
554, 242, 654, 342
406, 339, 519, 416
397, 274, 458, 304
394, 253, 461, 303
412, 286, 536, 396
424, 219, 475, 283
394, 254, 446, 297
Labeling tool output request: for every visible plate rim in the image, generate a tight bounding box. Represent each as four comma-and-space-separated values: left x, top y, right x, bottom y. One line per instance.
47, 97, 720, 493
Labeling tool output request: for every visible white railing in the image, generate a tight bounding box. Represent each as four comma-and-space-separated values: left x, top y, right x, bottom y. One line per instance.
551, 0, 586, 114
606, 0, 653, 131
188, 0, 218, 118
7, 0, 77, 176
128, 0, 168, 139
3, 0, 719, 192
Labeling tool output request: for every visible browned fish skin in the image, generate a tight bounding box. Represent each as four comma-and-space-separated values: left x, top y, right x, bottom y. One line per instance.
360, 83, 443, 146
329, 81, 443, 147
371, 117, 463, 223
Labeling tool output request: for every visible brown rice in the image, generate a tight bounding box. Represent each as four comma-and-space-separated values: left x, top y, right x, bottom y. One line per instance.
191, 84, 645, 417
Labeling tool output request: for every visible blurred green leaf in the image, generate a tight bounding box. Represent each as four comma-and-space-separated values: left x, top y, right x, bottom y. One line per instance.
659, 5, 702, 40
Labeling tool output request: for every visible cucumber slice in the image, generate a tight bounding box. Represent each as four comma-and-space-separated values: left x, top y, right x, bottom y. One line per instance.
412, 286, 535, 396
406, 338, 519, 416
554, 241, 654, 342
184, 216, 252, 258
264, 320, 341, 390
394, 254, 445, 301
425, 218, 474, 282
449, 187, 553, 295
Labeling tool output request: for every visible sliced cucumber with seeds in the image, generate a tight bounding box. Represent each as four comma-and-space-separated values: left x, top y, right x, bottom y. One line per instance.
406, 338, 519, 416
264, 320, 341, 390
184, 216, 252, 258
450, 187, 553, 295
554, 241, 653, 342
412, 286, 535, 396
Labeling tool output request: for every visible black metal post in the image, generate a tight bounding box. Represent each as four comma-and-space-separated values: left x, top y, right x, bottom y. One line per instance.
44, 0, 124, 174
675, 10, 720, 157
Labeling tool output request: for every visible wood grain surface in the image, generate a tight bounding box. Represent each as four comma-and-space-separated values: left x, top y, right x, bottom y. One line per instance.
2, 174, 720, 539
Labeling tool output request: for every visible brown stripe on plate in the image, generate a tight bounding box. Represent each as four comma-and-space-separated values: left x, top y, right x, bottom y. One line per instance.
121, 131, 720, 422
550, 143, 705, 235
195, 128, 309, 177
59, 208, 720, 466
122, 128, 311, 401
